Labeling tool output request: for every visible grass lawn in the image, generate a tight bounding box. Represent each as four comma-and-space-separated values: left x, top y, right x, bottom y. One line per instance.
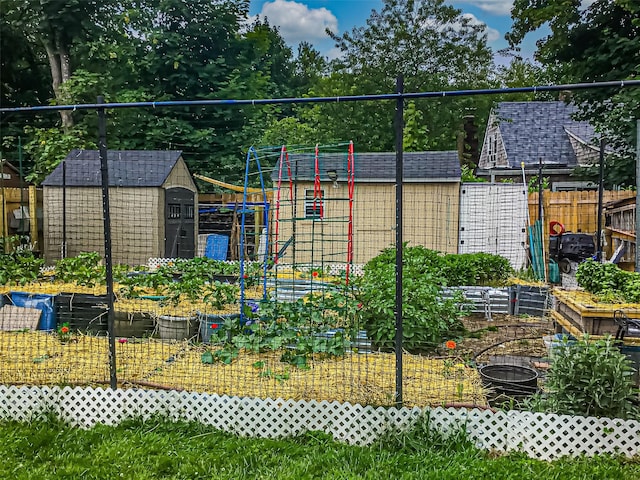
0, 417, 638, 480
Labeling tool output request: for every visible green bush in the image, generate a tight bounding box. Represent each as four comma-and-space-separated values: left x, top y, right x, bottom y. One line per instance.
356, 245, 467, 352
0, 236, 44, 285
575, 259, 640, 303
527, 336, 639, 420
55, 251, 105, 286
441, 252, 513, 286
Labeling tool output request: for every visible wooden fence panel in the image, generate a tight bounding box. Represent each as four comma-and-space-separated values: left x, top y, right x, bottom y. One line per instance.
528, 190, 635, 234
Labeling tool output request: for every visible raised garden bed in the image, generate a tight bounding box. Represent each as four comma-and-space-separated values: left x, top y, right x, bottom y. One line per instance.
55, 293, 109, 334
552, 289, 640, 340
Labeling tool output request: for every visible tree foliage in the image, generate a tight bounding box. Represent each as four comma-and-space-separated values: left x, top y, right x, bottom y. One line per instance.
508, 0, 640, 186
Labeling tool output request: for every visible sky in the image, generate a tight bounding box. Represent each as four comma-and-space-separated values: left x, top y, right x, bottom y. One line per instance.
248, 0, 541, 63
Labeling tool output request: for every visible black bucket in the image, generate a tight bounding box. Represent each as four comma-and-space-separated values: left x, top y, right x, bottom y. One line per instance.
479, 364, 539, 397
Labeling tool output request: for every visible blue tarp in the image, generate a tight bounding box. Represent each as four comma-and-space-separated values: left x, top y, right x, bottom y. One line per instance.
10, 291, 57, 331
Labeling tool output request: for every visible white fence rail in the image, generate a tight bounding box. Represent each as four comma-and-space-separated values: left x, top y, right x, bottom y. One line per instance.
0, 386, 638, 460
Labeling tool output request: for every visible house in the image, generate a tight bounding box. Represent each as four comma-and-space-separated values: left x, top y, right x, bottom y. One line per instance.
0, 160, 24, 188
271, 151, 461, 265
42, 150, 198, 265
477, 101, 600, 190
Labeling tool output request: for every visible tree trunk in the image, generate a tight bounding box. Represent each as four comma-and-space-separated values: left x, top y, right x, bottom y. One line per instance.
43, 39, 74, 129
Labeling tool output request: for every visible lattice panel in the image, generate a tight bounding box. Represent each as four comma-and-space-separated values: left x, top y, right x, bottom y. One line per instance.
1, 385, 638, 460
274, 263, 365, 277
147, 258, 265, 271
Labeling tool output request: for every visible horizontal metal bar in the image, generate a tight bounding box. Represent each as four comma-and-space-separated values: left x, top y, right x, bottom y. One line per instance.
2, 80, 639, 114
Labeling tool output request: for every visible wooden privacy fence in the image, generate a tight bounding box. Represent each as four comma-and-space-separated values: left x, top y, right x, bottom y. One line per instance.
528, 190, 635, 234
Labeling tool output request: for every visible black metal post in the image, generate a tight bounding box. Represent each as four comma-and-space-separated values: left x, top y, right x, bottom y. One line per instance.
394, 76, 404, 408
62, 157, 67, 258
596, 138, 605, 261
97, 96, 117, 389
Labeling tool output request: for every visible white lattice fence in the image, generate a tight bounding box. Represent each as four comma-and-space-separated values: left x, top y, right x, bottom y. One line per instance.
147, 258, 365, 276
0, 386, 638, 460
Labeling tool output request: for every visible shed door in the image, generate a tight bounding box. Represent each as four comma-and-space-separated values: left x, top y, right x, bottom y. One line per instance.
165, 187, 195, 258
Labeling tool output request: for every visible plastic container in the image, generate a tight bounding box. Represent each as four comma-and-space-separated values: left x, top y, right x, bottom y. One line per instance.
55, 293, 109, 333
204, 234, 229, 261
114, 311, 155, 338
619, 344, 640, 386
479, 364, 539, 397
198, 313, 240, 344
543, 333, 576, 360
10, 291, 56, 331
156, 315, 197, 341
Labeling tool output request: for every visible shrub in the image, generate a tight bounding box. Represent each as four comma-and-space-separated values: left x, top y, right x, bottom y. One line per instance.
527, 335, 639, 420
356, 245, 467, 352
575, 259, 639, 303
55, 251, 105, 286
441, 252, 513, 286
0, 236, 44, 285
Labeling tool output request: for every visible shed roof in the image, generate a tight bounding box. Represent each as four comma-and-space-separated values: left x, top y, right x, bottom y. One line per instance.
494, 101, 596, 168
272, 151, 461, 183
42, 150, 183, 187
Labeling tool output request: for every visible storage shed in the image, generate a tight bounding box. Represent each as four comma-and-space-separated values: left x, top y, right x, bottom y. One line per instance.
42, 150, 197, 266
272, 151, 461, 265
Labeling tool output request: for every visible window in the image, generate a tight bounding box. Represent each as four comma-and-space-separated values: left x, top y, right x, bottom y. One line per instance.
304, 189, 324, 219
487, 134, 498, 166
168, 204, 181, 219
185, 205, 194, 219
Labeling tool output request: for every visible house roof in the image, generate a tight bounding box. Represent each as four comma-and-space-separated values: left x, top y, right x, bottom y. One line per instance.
272, 151, 461, 183
493, 101, 596, 168
42, 150, 184, 187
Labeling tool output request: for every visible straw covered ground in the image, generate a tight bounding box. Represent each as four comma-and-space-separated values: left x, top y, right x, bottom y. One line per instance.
0, 331, 486, 408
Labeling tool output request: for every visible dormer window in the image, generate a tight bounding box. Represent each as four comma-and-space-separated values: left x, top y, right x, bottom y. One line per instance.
487, 134, 498, 166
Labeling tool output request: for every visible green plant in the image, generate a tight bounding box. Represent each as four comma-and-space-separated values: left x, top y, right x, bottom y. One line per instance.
528, 175, 550, 193
356, 245, 468, 353
56, 322, 72, 343
0, 236, 44, 285
55, 252, 105, 286
206, 284, 358, 368
460, 164, 486, 183
527, 335, 639, 420
575, 260, 639, 303
375, 411, 476, 454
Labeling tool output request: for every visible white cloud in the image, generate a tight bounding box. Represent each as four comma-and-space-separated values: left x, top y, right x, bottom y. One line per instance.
254, 0, 338, 44
451, 1, 513, 16
460, 13, 500, 42
452, 0, 595, 16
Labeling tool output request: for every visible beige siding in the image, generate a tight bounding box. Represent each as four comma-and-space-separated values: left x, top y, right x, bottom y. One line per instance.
273, 181, 460, 265
163, 158, 197, 192
43, 187, 162, 266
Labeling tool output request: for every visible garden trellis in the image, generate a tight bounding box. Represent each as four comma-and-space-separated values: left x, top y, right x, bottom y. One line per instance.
1, 80, 640, 458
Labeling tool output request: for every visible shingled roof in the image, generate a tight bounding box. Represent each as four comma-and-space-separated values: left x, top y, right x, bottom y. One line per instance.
272, 151, 461, 183
42, 150, 183, 187
494, 101, 596, 168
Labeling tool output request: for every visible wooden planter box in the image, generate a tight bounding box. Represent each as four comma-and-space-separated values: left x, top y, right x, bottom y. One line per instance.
552, 289, 640, 339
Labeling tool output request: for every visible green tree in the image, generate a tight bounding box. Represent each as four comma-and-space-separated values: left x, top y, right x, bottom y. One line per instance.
308, 0, 495, 152
507, 0, 640, 187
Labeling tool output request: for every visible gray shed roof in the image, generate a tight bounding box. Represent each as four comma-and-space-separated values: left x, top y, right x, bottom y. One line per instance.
42, 150, 183, 187
272, 151, 461, 183
494, 101, 596, 168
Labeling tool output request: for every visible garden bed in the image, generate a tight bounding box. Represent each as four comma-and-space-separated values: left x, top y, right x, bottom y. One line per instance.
0, 330, 486, 408
552, 288, 640, 341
